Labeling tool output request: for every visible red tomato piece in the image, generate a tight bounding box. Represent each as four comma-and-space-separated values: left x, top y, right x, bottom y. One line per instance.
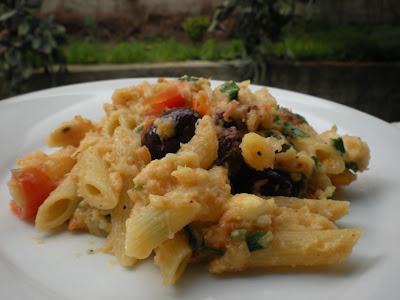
10, 167, 57, 221
145, 85, 186, 115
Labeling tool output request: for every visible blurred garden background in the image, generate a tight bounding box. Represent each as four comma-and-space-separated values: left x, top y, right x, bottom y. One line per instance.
1, 0, 399, 121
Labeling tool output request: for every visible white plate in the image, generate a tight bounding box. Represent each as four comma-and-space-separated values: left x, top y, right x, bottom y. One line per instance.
1, 79, 399, 300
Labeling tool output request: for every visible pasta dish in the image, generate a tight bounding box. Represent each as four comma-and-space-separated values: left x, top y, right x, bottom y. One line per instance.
7, 77, 370, 284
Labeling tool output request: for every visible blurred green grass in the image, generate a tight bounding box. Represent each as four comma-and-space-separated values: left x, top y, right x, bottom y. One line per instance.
271, 24, 400, 61
64, 25, 400, 64
64, 38, 244, 64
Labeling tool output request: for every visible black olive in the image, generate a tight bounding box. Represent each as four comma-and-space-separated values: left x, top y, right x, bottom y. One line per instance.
216, 126, 244, 177
142, 108, 201, 159
230, 164, 303, 197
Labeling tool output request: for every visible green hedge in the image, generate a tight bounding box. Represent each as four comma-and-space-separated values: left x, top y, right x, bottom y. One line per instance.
271, 24, 400, 61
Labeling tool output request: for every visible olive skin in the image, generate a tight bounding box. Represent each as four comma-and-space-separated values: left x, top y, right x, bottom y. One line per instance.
142, 108, 201, 159
230, 164, 303, 197
216, 126, 244, 177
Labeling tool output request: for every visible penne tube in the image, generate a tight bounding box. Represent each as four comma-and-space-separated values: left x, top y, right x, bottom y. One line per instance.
209, 229, 362, 274
36, 175, 81, 231
125, 203, 199, 259
179, 116, 218, 169
273, 207, 337, 231
108, 186, 137, 267
77, 150, 119, 210
272, 196, 349, 221
154, 232, 192, 285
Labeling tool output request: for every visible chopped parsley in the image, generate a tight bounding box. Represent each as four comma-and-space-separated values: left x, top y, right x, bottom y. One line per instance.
346, 162, 359, 172
283, 122, 309, 138
132, 183, 144, 191
263, 129, 282, 139
311, 155, 320, 168
135, 124, 144, 133
220, 81, 239, 100
331, 137, 346, 153
280, 143, 292, 152
199, 246, 224, 256
230, 229, 247, 241
178, 75, 199, 82
184, 225, 201, 250
184, 225, 224, 256
294, 113, 308, 124
245, 231, 273, 252
273, 115, 281, 124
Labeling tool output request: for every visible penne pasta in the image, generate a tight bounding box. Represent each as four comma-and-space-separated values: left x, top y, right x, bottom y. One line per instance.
154, 232, 192, 285
209, 229, 362, 274
77, 150, 119, 210
125, 202, 200, 259
36, 175, 81, 231
272, 196, 349, 221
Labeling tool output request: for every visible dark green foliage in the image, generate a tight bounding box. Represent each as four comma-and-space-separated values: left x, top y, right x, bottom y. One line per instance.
183, 16, 211, 43
271, 23, 400, 61
210, 0, 295, 82
0, 0, 66, 96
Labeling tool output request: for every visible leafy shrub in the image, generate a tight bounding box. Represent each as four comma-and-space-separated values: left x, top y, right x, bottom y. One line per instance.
0, 0, 66, 96
210, 0, 295, 81
183, 16, 211, 43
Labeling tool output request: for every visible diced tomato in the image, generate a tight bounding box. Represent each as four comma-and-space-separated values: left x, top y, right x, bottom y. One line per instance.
10, 167, 57, 221
145, 85, 186, 115
192, 90, 210, 116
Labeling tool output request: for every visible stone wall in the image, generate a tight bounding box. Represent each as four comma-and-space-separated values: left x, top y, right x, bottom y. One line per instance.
40, 0, 220, 32
41, 0, 400, 28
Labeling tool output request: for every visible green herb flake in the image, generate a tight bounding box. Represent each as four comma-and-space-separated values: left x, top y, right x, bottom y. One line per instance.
311, 155, 320, 168
220, 81, 239, 100
294, 113, 308, 124
280, 143, 292, 152
184, 225, 201, 250
283, 122, 309, 138
331, 137, 346, 153
246, 230, 273, 252
135, 124, 144, 133
264, 129, 282, 139
273, 115, 281, 124
263, 129, 274, 137
184, 225, 224, 256
199, 245, 224, 256
178, 75, 199, 82
230, 229, 247, 241
132, 183, 144, 191
346, 162, 359, 172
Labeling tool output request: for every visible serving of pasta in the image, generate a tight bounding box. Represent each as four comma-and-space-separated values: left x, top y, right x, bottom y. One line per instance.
7, 77, 370, 285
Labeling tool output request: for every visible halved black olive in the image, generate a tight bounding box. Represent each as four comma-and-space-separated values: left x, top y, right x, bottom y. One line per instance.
142, 108, 201, 159
216, 126, 244, 177
230, 164, 303, 197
